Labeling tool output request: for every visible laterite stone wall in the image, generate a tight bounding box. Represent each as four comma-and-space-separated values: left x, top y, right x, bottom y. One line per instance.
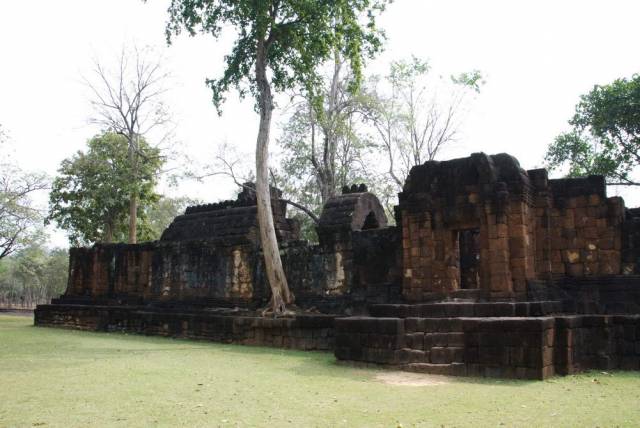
334, 315, 640, 379
35, 304, 335, 351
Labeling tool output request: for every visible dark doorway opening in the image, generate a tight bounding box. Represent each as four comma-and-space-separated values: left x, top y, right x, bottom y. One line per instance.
458, 229, 480, 289
362, 211, 379, 230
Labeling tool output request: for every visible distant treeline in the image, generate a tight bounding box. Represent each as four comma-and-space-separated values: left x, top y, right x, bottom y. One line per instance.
0, 244, 68, 309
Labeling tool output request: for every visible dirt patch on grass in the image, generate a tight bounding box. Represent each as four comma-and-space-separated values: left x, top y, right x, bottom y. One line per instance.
375, 371, 451, 386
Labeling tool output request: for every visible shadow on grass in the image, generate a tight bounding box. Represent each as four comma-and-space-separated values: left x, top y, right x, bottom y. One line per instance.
13, 324, 532, 387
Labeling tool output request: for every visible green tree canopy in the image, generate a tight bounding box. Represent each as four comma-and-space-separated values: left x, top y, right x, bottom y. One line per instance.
164, 0, 387, 111
276, 55, 374, 241
144, 196, 200, 239
546, 74, 640, 185
46, 132, 163, 245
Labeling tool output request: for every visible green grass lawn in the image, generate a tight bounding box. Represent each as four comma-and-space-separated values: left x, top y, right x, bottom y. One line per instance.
1, 315, 639, 428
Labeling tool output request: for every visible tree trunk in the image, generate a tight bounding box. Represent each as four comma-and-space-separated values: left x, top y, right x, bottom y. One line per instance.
104, 221, 114, 244
255, 40, 293, 314
128, 135, 138, 244
128, 193, 137, 244
319, 171, 332, 205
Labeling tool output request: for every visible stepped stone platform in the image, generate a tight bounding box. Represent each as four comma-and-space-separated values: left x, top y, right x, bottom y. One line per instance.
369, 301, 565, 318
334, 303, 640, 379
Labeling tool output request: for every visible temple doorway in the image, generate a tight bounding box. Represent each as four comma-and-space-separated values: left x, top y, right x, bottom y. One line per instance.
458, 229, 480, 289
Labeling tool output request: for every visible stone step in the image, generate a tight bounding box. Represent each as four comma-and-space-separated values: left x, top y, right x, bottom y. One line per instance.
369, 301, 564, 318
404, 331, 465, 350
403, 362, 466, 376
421, 289, 489, 302
400, 345, 465, 365
52, 296, 143, 306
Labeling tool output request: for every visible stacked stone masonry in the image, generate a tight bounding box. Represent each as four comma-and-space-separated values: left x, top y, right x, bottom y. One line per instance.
334, 314, 640, 379
397, 154, 630, 301
36, 305, 335, 350
35, 153, 640, 379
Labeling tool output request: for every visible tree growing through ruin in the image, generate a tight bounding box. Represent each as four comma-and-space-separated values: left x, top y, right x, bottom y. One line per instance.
84, 45, 172, 244
546, 74, 640, 186
162, 0, 388, 314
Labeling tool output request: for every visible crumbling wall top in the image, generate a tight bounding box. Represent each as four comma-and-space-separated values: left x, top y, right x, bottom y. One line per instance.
317, 187, 388, 237
401, 152, 531, 199
548, 175, 607, 199
184, 183, 283, 214
160, 183, 298, 244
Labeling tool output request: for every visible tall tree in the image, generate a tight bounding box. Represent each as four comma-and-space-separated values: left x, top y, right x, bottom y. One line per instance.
163, 0, 388, 314
545, 74, 640, 186
46, 132, 163, 245
276, 55, 375, 240
0, 126, 48, 260
279, 54, 372, 206
85, 45, 172, 243
364, 57, 483, 189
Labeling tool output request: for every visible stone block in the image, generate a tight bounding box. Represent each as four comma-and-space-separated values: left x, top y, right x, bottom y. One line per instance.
449, 362, 467, 376
376, 317, 405, 335
484, 366, 510, 379
508, 346, 526, 366
588, 194, 601, 206
438, 318, 463, 332
464, 347, 479, 363
515, 303, 530, 317
449, 347, 465, 363
403, 348, 427, 363
566, 263, 584, 277
405, 317, 425, 333
478, 346, 509, 365
430, 347, 449, 364
432, 333, 450, 347
447, 332, 466, 347
543, 329, 555, 347
465, 363, 484, 377
422, 304, 445, 318
518, 331, 543, 348
423, 333, 434, 349
405, 362, 455, 376
405, 332, 424, 350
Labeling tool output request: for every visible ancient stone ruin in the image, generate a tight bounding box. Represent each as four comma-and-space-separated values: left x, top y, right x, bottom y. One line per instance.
36, 153, 640, 379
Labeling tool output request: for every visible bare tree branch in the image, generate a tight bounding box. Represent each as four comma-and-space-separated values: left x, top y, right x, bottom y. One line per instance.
84, 44, 173, 243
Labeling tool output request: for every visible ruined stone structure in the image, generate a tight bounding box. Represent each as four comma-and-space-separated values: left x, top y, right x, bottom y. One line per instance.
36, 153, 640, 379
397, 153, 626, 300
52, 183, 398, 314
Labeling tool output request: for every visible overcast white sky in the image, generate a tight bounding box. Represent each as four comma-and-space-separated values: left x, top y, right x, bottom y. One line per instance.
1, 0, 639, 247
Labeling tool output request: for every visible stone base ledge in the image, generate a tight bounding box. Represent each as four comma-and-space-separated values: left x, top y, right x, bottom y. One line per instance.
34, 304, 335, 351
335, 314, 640, 379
